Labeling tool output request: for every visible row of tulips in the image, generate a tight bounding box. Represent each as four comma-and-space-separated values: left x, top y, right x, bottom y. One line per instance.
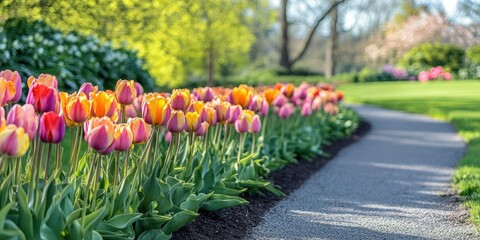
0, 69, 358, 240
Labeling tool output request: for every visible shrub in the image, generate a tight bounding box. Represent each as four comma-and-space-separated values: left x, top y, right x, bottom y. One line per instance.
459, 45, 480, 79
398, 42, 465, 73
418, 66, 452, 82
0, 18, 155, 93
466, 45, 480, 64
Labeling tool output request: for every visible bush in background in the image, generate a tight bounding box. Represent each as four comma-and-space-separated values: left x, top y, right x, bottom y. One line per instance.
459, 45, 480, 79
0, 18, 155, 93
398, 42, 465, 73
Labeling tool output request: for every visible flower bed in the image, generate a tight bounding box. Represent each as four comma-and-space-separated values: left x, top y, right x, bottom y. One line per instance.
0, 70, 358, 239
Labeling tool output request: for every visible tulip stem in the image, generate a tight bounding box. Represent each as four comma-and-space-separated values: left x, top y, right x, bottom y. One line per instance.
92, 155, 101, 210
33, 141, 45, 211
14, 157, 21, 186
44, 144, 53, 181
82, 153, 98, 230
251, 133, 256, 155
68, 127, 78, 176
237, 133, 245, 163
73, 126, 83, 174
54, 143, 61, 179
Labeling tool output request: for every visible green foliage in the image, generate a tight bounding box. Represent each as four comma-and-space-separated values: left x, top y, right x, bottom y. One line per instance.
0, 18, 154, 92
466, 45, 480, 64
398, 43, 465, 73
459, 45, 480, 79
340, 80, 480, 230
0, 0, 257, 86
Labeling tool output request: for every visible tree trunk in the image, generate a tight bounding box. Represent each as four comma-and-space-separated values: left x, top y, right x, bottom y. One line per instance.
325, 3, 338, 78
279, 0, 291, 71
207, 43, 214, 86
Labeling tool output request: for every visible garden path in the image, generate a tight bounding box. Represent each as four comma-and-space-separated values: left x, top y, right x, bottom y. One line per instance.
249, 105, 478, 239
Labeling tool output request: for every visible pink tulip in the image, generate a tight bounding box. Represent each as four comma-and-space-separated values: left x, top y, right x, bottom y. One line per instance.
301, 102, 312, 116
7, 104, 38, 140
251, 115, 261, 133
167, 110, 186, 133
196, 122, 209, 136
0, 70, 22, 103
278, 103, 294, 119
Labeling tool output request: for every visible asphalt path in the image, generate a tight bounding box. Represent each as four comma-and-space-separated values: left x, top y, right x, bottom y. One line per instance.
249, 105, 478, 240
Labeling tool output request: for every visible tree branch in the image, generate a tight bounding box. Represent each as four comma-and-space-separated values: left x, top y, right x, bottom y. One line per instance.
290, 0, 346, 66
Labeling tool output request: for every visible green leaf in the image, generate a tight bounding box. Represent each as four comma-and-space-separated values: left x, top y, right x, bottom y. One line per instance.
161, 210, 198, 235
103, 213, 141, 229
0, 202, 13, 231
200, 194, 248, 211
138, 229, 171, 240
17, 186, 34, 240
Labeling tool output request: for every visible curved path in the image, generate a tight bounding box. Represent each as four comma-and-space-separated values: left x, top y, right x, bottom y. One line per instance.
249, 105, 478, 239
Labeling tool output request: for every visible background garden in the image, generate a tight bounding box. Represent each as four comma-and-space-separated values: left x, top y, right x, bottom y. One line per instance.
1, 0, 480, 239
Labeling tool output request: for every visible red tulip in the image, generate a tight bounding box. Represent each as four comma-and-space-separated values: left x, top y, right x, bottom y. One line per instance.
39, 111, 65, 144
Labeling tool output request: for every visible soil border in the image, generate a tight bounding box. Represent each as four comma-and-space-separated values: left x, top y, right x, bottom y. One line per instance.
172, 120, 371, 240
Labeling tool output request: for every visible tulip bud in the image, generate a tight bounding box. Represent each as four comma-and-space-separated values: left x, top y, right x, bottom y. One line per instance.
26, 83, 60, 113
312, 97, 322, 111
324, 103, 339, 115
273, 94, 288, 107
84, 117, 115, 152
7, 104, 38, 140
215, 101, 230, 123
170, 89, 191, 111
167, 110, 186, 133
165, 131, 172, 143
78, 83, 98, 99
281, 84, 295, 98
251, 115, 261, 133
278, 103, 294, 119
39, 111, 65, 144
115, 80, 137, 105
259, 100, 269, 116
227, 105, 242, 123
235, 113, 252, 133
301, 102, 312, 116
0, 125, 30, 157
248, 95, 264, 112
204, 106, 217, 126
90, 91, 119, 122
27, 74, 58, 89
196, 122, 209, 136
128, 117, 151, 144
0, 70, 22, 103
263, 88, 279, 105
142, 95, 167, 125
185, 111, 201, 132
60, 92, 91, 125
134, 82, 144, 96
0, 78, 16, 107
228, 86, 252, 108
113, 124, 133, 152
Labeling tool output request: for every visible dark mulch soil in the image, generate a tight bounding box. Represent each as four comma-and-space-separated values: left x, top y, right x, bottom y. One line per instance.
172, 120, 371, 240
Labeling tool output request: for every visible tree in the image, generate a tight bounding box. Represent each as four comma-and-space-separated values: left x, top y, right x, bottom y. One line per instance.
325, 0, 339, 78
278, 0, 346, 71
0, 0, 255, 87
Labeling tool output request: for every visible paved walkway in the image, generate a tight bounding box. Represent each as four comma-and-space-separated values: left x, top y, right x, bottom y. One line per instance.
249, 105, 478, 240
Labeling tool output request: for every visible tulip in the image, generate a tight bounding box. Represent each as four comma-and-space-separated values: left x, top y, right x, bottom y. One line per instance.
196, 122, 209, 136
90, 91, 119, 122
78, 83, 98, 99
0, 77, 17, 106
312, 96, 322, 111
134, 82, 144, 96
7, 104, 38, 140
228, 86, 252, 109
115, 80, 137, 105
281, 84, 295, 98
263, 88, 279, 105
278, 103, 294, 119
193, 87, 214, 102
227, 105, 242, 123
273, 93, 288, 107
167, 110, 186, 133
0, 106, 4, 119
170, 89, 191, 111
26, 83, 60, 113
259, 100, 269, 116
301, 102, 312, 116
324, 103, 339, 115
27, 74, 58, 89
39, 112, 66, 144
248, 95, 264, 112
0, 70, 22, 103
128, 117, 151, 144
60, 92, 91, 126
215, 101, 230, 123
84, 117, 115, 152
235, 113, 253, 133
133, 95, 144, 114
113, 124, 133, 152
165, 131, 172, 143
0, 117, 6, 132
192, 101, 206, 122
251, 115, 261, 133
142, 95, 168, 125
185, 111, 200, 132
204, 106, 217, 126
0, 125, 30, 157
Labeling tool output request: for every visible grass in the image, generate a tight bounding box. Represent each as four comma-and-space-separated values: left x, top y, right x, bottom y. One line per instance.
339, 80, 480, 227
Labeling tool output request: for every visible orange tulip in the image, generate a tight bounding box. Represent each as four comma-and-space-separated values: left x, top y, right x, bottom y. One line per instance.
142, 95, 167, 125
90, 91, 119, 122
0, 77, 17, 106
185, 111, 200, 132
0, 70, 21, 103
27, 74, 58, 89
228, 86, 252, 109
263, 88, 279, 105
60, 92, 91, 127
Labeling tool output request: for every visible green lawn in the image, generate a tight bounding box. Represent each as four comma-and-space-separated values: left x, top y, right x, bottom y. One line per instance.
339, 80, 480, 227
